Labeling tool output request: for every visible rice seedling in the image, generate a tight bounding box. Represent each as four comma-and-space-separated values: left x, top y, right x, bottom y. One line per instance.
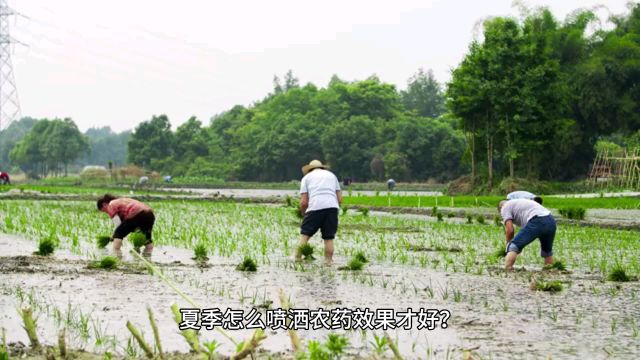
298, 243, 315, 260
1, 328, 8, 360
17, 307, 40, 349
193, 243, 209, 262
354, 251, 368, 263
608, 266, 632, 282
370, 333, 389, 356
34, 235, 56, 256
96, 235, 111, 248
89, 256, 119, 270
325, 333, 349, 358
559, 207, 586, 220
129, 231, 148, 249
531, 279, 563, 292
236, 256, 258, 272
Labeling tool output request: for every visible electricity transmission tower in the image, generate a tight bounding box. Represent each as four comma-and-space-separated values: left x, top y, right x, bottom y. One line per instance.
0, 0, 21, 131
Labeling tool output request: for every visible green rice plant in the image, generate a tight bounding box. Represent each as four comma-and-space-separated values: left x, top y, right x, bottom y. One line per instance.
543, 260, 567, 271
531, 279, 563, 292
17, 307, 40, 349
96, 235, 111, 249
558, 207, 586, 220
370, 333, 389, 356
298, 243, 315, 260
129, 231, 147, 248
608, 266, 631, 282
346, 258, 364, 271
325, 333, 349, 358
89, 256, 119, 270
354, 251, 368, 264
1, 327, 8, 360
193, 243, 209, 262
34, 235, 56, 256
476, 215, 485, 225
236, 256, 258, 272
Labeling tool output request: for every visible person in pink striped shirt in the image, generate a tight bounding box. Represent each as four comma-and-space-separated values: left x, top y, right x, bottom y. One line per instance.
97, 194, 155, 257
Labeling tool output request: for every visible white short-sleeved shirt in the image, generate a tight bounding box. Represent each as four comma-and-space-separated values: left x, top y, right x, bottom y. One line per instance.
300, 169, 341, 212
500, 199, 551, 227
507, 191, 536, 201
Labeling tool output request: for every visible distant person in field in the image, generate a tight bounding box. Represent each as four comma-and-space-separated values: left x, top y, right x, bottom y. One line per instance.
507, 190, 543, 205
498, 199, 556, 270
97, 194, 156, 257
295, 160, 342, 265
387, 178, 396, 191
0, 171, 9, 185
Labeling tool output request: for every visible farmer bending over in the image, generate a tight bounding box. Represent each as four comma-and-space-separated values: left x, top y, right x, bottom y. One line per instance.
295, 160, 342, 265
498, 199, 556, 270
506, 190, 542, 205
97, 194, 156, 257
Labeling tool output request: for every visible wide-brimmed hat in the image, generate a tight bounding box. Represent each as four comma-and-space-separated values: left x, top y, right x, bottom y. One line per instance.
302, 160, 329, 175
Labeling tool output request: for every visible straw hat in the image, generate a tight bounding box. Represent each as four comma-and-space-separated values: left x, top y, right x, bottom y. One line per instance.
302, 160, 329, 175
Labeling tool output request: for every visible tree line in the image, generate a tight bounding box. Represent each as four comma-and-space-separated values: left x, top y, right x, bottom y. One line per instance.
2, 4, 639, 186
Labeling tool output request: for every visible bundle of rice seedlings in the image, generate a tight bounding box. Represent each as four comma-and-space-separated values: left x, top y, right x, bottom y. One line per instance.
236, 256, 257, 272
193, 243, 209, 262
34, 236, 56, 256
129, 232, 147, 249
299, 243, 315, 260
531, 279, 563, 292
608, 266, 631, 282
543, 260, 567, 271
476, 215, 486, 225
346, 258, 364, 271
96, 235, 111, 249
354, 251, 368, 263
89, 256, 119, 270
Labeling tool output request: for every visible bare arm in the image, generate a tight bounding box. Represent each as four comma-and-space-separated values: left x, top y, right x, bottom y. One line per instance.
300, 193, 309, 215
336, 190, 343, 204
504, 220, 515, 244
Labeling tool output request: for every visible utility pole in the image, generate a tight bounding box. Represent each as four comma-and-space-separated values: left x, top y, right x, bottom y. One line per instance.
0, 0, 21, 131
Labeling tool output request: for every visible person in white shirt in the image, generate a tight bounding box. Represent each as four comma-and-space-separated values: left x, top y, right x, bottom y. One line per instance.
294, 160, 342, 265
506, 190, 543, 205
498, 199, 557, 270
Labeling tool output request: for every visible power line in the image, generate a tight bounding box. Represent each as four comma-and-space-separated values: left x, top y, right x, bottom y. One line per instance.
0, 0, 22, 131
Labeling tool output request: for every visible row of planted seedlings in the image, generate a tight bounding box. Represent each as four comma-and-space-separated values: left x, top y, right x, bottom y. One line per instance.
2, 199, 639, 282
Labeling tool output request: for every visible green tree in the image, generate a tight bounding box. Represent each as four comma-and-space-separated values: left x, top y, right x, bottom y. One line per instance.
128, 115, 174, 169
401, 68, 445, 118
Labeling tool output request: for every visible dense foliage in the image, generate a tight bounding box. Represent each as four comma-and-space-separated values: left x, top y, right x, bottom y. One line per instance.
127, 74, 459, 182
447, 5, 640, 185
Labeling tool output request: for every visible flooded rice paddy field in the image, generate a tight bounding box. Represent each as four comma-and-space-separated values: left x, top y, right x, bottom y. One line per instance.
0, 199, 639, 359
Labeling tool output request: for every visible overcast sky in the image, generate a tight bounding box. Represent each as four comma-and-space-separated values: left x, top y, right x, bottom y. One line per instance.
8, 0, 636, 132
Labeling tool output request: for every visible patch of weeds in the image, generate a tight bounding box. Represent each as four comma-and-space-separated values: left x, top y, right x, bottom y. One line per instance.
96, 235, 111, 249
236, 256, 257, 272
299, 243, 315, 261
543, 260, 567, 271
34, 235, 56, 256
559, 207, 586, 220
89, 256, 119, 270
531, 279, 563, 293
608, 266, 632, 282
